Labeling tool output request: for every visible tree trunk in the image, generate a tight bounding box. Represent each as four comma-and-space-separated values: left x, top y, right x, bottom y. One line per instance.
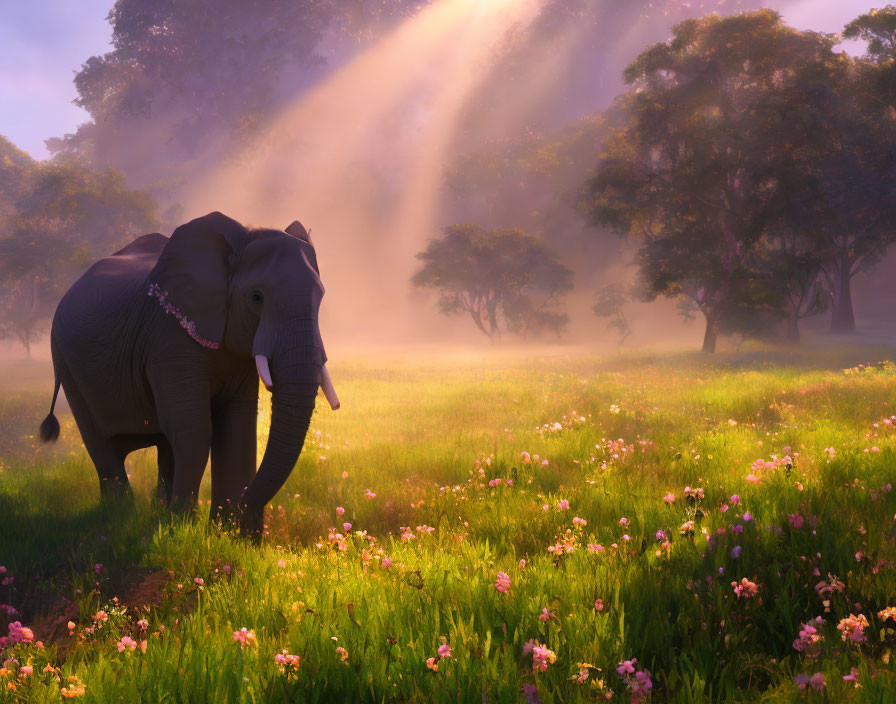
830, 256, 856, 334
702, 315, 718, 354
785, 315, 800, 343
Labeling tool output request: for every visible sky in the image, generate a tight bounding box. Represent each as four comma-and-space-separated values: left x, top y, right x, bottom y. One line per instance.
0, 0, 113, 158
0, 0, 881, 160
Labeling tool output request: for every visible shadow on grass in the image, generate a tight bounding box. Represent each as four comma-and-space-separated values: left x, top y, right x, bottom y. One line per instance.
0, 493, 168, 625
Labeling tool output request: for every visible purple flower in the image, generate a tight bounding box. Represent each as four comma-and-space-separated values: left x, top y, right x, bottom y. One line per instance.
522, 683, 541, 704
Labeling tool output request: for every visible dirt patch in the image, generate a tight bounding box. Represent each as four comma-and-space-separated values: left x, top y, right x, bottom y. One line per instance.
27, 567, 171, 661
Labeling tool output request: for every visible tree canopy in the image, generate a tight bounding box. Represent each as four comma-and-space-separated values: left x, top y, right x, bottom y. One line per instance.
581, 10, 896, 350
412, 225, 573, 341
0, 143, 159, 357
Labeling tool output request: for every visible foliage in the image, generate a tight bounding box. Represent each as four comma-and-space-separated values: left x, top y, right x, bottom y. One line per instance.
0, 145, 159, 357
844, 5, 896, 62
591, 284, 632, 345
412, 225, 573, 340
47, 0, 425, 201
2, 346, 896, 701
581, 10, 894, 350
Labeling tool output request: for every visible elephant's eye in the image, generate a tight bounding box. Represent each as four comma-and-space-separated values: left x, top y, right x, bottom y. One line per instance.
250, 290, 264, 304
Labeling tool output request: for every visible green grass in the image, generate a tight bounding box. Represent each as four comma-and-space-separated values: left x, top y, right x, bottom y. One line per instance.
1, 344, 895, 703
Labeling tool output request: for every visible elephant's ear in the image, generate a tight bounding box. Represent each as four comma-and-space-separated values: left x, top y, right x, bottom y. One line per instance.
148, 212, 247, 350
285, 220, 320, 277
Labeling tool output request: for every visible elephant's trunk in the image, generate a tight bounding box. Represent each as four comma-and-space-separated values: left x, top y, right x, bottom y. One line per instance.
240, 340, 320, 537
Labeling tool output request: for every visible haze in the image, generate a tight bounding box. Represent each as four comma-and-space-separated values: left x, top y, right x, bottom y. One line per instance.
1, 0, 892, 361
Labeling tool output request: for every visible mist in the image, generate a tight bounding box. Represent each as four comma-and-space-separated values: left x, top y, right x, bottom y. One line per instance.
2, 0, 893, 360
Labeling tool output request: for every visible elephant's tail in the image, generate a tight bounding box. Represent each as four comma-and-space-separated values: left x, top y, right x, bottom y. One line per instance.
39, 375, 61, 443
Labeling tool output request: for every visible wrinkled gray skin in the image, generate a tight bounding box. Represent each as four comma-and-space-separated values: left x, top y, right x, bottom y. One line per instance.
39, 212, 326, 539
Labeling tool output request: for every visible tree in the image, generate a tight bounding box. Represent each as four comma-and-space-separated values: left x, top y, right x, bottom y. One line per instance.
47, 1, 425, 202
0, 148, 159, 357
592, 284, 632, 345
844, 6, 896, 62
412, 225, 573, 341
582, 11, 836, 351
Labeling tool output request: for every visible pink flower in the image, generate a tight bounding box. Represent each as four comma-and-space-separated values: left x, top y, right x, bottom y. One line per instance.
616, 659, 636, 676
594, 599, 604, 611
426, 656, 439, 671
572, 516, 587, 527
342, 522, 352, 532
365, 490, 376, 498
557, 499, 570, 510
745, 473, 760, 484
495, 571, 511, 594
789, 514, 803, 529
618, 517, 629, 527
663, 493, 675, 504
531, 644, 557, 672
277, 559, 286, 568
275, 649, 301, 672
730, 494, 740, 505
19, 665, 33, 677
7, 621, 34, 644
809, 673, 825, 690
437, 643, 451, 659
792, 620, 823, 654
843, 667, 859, 686
731, 578, 759, 599
117, 636, 137, 652
836, 614, 868, 644
539, 607, 553, 621
336, 506, 345, 515
587, 543, 605, 553
233, 627, 257, 648
381, 557, 392, 568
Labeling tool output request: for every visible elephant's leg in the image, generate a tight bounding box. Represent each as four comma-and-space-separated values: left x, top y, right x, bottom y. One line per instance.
156, 437, 175, 504
163, 420, 212, 512
210, 396, 258, 525
149, 366, 212, 513
61, 374, 132, 499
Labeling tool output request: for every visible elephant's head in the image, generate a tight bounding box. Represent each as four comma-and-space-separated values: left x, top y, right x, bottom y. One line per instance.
147, 211, 338, 536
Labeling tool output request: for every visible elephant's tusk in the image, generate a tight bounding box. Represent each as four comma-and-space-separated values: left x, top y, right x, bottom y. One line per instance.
320, 364, 340, 410
255, 355, 273, 391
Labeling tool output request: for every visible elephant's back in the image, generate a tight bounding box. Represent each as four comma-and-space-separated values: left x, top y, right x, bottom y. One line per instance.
53, 234, 168, 351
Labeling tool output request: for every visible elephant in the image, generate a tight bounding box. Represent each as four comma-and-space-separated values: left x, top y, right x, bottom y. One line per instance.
38, 211, 339, 537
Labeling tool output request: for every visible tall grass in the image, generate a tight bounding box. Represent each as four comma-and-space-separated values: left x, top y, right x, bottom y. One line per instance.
0, 345, 894, 702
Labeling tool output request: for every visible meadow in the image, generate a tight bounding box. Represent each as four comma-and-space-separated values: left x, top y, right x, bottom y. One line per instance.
1, 344, 895, 703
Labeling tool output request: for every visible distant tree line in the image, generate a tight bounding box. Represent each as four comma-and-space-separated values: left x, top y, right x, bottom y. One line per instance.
416, 7, 896, 350
0, 138, 158, 357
